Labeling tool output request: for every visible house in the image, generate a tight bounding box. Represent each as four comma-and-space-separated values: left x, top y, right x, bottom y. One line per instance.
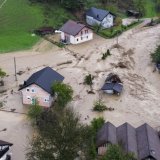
86, 7, 115, 29
60, 20, 93, 44
101, 73, 123, 95
96, 122, 160, 160
19, 67, 64, 107
0, 140, 13, 160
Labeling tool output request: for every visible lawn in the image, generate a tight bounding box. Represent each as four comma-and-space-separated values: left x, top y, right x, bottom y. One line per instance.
144, 0, 157, 17
0, 0, 74, 53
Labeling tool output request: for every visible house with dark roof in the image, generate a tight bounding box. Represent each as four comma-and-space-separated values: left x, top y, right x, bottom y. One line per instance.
86, 7, 115, 29
96, 122, 160, 160
19, 67, 64, 107
0, 140, 13, 160
101, 73, 123, 95
60, 20, 93, 44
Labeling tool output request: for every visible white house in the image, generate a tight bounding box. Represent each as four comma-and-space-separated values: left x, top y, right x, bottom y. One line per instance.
86, 7, 115, 29
60, 20, 93, 44
19, 67, 64, 107
0, 140, 13, 160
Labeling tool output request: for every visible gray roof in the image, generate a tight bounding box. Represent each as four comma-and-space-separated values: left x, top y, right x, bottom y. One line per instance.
97, 122, 160, 160
19, 67, 64, 94
117, 123, 138, 158
0, 140, 13, 147
96, 122, 117, 147
101, 83, 123, 93
60, 20, 85, 36
136, 123, 160, 160
86, 7, 111, 21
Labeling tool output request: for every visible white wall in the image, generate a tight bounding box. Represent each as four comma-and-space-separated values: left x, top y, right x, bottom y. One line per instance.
70, 33, 93, 44
86, 14, 114, 29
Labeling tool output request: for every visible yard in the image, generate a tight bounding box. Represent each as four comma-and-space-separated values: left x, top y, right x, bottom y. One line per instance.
0, 0, 74, 53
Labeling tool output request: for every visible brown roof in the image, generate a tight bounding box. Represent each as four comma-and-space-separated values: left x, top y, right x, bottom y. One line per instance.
96, 122, 160, 160
60, 20, 86, 36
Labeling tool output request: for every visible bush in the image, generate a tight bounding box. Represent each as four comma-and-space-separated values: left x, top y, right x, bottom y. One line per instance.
93, 100, 107, 112
102, 49, 111, 60
151, 45, 160, 63
84, 74, 94, 86
91, 117, 105, 133
115, 17, 122, 26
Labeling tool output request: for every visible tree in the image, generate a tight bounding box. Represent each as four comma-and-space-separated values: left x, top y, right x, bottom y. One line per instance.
151, 45, 160, 63
27, 102, 43, 124
134, 0, 145, 17
84, 74, 94, 90
52, 82, 73, 108
102, 144, 136, 160
26, 107, 92, 160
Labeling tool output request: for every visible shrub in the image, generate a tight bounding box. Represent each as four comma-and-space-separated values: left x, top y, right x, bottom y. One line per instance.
93, 100, 107, 112
102, 49, 111, 60
84, 74, 94, 86
115, 17, 122, 26
151, 45, 160, 63
91, 117, 105, 133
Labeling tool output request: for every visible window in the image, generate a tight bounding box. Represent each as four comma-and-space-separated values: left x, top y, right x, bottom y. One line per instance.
27, 96, 31, 100
85, 30, 88, 34
86, 36, 88, 39
26, 88, 30, 92
31, 88, 35, 93
44, 98, 49, 103
81, 31, 83, 35
77, 38, 79, 41
81, 37, 83, 40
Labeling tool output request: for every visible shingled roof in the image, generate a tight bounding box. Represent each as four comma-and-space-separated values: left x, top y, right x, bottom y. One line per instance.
19, 67, 64, 94
136, 123, 160, 160
117, 123, 138, 158
96, 122, 160, 160
86, 7, 110, 21
60, 20, 86, 36
96, 122, 117, 147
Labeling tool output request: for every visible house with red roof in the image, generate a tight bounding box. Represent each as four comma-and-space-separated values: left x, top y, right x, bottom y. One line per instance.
60, 20, 93, 44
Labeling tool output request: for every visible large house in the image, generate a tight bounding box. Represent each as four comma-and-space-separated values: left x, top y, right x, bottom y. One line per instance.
96, 122, 160, 160
86, 7, 115, 29
60, 20, 93, 44
19, 67, 64, 107
0, 140, 13, 160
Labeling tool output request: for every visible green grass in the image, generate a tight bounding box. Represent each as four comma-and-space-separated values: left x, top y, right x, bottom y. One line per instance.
0, 0, 74, 53
144, 0, 157, 17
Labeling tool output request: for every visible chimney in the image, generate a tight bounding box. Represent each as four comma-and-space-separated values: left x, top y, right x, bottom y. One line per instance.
97, 14, 99, 18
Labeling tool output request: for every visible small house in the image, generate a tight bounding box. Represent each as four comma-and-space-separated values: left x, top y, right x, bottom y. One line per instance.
0, 140, 13, 160
101, 73, 123, 95
19, 67, 64, 107
96, 122, 160, 160
60, 20, 93, 44
86, 7, 115, 29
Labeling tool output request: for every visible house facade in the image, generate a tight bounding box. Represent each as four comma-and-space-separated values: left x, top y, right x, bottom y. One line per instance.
20, 84, 53, 107
86, 7, 115, 29
19, 67, 64, 107
60, 20, 93, 44
96, 122, 160, 160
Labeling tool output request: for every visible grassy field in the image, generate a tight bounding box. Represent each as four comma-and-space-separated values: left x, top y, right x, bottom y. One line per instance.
0, 0, 74, 53
144, 0, 157, 17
